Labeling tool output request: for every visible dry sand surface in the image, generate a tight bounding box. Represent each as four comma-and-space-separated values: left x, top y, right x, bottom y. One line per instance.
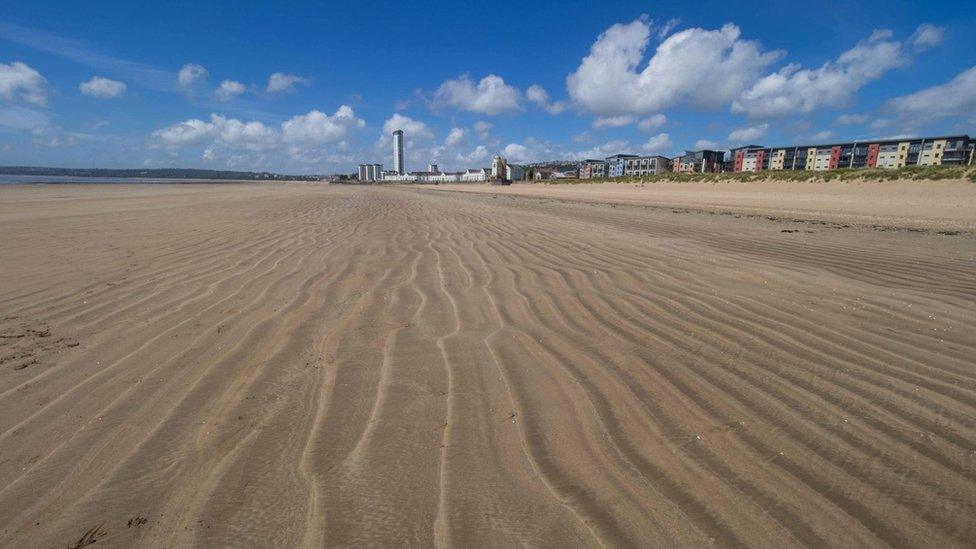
429, 180, 976, 232
1, 182, 975, 547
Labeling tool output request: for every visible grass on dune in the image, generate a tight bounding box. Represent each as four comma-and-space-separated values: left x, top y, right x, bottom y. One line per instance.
541, 165, 976, 185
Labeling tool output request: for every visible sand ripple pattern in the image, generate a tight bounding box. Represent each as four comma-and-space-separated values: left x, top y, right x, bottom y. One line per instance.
0, 184, 974, 547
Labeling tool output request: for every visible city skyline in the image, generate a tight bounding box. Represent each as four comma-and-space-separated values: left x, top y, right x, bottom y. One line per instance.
1, 1, 974, 174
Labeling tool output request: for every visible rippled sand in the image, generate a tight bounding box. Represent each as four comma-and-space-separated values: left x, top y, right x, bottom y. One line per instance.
1, 183, 974, 547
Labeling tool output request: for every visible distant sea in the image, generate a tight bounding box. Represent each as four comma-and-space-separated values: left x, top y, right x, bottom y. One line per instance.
0, 175, 264, 185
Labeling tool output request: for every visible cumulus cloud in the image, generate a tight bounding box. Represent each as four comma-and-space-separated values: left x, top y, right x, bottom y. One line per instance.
640, 132, 673, 154
211, 114, 277, 148
425, 127, 471, 165
593, 115, 634, 128
727, 123, 769, 143
153, 106, 363, 151
638, 113, 667, 131
178, 63, 207, 87
79, 76, 126, 98
215, 80, 246, 101
444, 127, 465, 148
0, 61, 47, 106
567, 18, 780, 116
835, 113, 869, 125
732, 30, 907, 118
473, 121, 492, 139
503, 143, 530, 162
434, 74, 520, 115
526, 84, 567, 114
457, 145, 489, 165
267, 72, 310, 93
152, 118, 216, 147
870, 118, 893, 130
657, 18, 680, 40
382, 113, 434, 140
574, 139, 630, 160
281, 106, 365, 143
885, 65, 976, 122
909, 24, 945, 51
810, 130, 834, 142
0, 104, 51, 130
694, 139, 719, 150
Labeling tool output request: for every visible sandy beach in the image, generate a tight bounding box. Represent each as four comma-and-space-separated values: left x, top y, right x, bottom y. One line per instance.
428, 179, 976, 232
1, 181, 974, 547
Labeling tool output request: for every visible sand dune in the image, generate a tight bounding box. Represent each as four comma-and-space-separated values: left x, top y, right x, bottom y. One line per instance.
1, 183, 974, 547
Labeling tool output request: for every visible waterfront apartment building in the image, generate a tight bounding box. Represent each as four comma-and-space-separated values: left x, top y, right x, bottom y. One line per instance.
624, 155, 671, 176
357, 163, 383, 181
605, 154, 638, 177
673, 150, 724, 173
393, 130, 405, 175
731, 135, 974, 172
506, 164, 525, 181
579, 159, 607, 179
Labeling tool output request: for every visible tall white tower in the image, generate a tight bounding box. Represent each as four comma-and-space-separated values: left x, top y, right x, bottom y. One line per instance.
393, 130, 404, 175
491, 155, 508, 180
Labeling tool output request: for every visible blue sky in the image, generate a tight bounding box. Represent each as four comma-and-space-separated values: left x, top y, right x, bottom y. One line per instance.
1, 0, 974, 174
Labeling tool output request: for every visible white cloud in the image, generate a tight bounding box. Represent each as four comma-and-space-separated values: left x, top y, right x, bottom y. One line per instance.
202, 144, 217, 162
810, 130, 833, 142
211, 114, 277, 149
0, 104, 50, 129
153, 106, 361, 151
267, 72, 310, 93
434, 74, 520, 115
79, 76, 126, 98
29, 125, 81, 148
426, 127, 471, 165
835, 113, 869, 125
152, 118, 216, 147
567, 18, 780, 116
909, 24, 945, 51
572, 131, 594, 143
382, 113, 434, 140
885, 65, 976, 121
694, 139, 719, 150
503, 143, 529, 162
638, 113, 667, 131
732, 30, 907, 118
657, 18, 680, 40
525, 84, 547, 105
474, 120, 492, 139
727, 123, 769, 143
281, 106, 364, 143
640, 132, 673, 154
0, 61, 47, 106
574, 139, 630, 160
178, 63, 207, 87
444, 127, 465, 148
457, 145, 489, 165
870, 118, 893, 130
593, 115, 634, 128
526, 84, 567, 114
215, 80, 246, 101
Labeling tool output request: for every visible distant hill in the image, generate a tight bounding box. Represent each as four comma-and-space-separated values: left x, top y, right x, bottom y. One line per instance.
520, 160, 580, 172
0, 166, 323, 181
